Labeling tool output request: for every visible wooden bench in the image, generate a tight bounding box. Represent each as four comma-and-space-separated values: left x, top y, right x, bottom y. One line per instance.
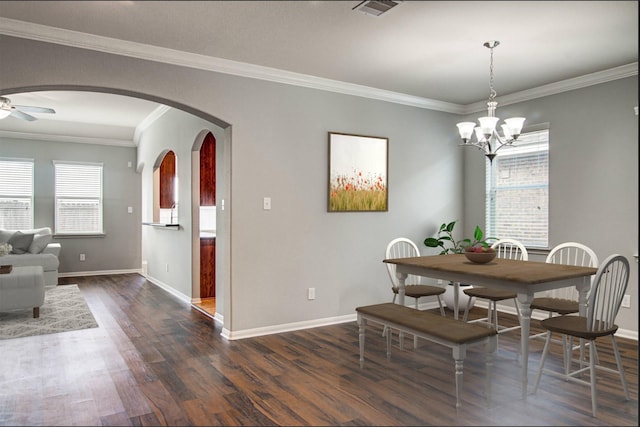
356, 303, 498, 408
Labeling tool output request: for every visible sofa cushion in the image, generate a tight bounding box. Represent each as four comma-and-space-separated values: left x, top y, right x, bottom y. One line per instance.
28, 233, 53, 254
1, 228, 52, 244
0, 253, 59, 271
8, 231, 35, 254
0, 230, 13, 244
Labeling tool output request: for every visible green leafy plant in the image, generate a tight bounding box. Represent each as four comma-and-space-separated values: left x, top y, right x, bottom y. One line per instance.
424, 220, 496, 255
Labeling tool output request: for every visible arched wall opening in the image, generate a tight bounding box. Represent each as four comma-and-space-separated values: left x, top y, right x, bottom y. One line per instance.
0, 85, 232, 331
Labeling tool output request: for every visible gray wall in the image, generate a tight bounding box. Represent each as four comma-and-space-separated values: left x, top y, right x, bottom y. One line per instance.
0, 137, 141, 273
0, 36, 461, 336
464, 76, 639, 334
1, 35, 636, 337
136, 108, 227, 308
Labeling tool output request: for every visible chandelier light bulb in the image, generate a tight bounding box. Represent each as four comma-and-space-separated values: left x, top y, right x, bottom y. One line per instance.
504, 117, 526, 138
478, 116, 499, 138
456, 122, 475, 142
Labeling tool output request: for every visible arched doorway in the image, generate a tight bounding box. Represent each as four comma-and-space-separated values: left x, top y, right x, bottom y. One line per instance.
191, 131, 217, 317
0, 86, 232, 331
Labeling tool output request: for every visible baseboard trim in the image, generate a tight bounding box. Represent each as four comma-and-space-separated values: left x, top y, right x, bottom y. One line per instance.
59, 268, 143, 277
490, 303, 639, 341
223, 313, 356, 341
142, 275, 192, 305
219, 299, 638, 342
68, 277, 635, 342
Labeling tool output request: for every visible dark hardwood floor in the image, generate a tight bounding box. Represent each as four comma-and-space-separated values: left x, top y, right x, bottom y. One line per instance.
1, 274, 637, 426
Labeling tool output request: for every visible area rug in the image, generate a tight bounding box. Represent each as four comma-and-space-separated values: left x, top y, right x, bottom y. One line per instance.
0, 284, 99, 340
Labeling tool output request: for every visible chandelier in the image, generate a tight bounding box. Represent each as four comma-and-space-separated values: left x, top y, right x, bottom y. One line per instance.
456, 41, 525, 162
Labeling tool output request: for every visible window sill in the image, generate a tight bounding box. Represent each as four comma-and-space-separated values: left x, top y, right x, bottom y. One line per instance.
142, 222, 180, 230
53, 233, 106, 238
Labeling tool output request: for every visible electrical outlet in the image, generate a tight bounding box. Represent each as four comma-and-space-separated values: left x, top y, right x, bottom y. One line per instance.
79, 253, 85, 261
621, 294, 631, 308
308, 287, 315, 300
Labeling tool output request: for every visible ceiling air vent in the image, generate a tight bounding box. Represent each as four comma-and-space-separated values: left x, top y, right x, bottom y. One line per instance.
353, 0, 401, 17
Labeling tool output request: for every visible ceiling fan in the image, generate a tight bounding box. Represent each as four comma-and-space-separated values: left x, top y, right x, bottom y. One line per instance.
0, 96, 56, 121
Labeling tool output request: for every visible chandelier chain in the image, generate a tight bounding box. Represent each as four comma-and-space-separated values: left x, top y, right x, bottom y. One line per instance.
488, 45, 497, 102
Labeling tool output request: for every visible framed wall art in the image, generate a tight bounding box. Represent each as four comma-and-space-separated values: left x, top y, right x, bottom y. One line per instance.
328, 132, 388, 212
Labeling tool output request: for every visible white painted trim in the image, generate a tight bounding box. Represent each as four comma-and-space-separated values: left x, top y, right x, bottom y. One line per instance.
55, 269, 638, 341
133, 105, 171, 145
59, 268, 143, 277
0, 18, 460, 113
2, 17, 634, 114
190, 303, 224, 327
463, 63, 639, 114
0, 130, 134, 147
223, 313, 356, 341
214, 312, 224, 326
142, 274, 192, 305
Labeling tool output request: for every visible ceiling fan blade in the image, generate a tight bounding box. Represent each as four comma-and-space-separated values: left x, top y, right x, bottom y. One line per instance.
10, 109, 37, 121
13, 105, 56, 114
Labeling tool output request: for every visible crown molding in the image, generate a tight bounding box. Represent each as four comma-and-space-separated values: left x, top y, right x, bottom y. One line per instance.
134, 104, 171, 145
0, 18, 463, 114
1, 17, 636, 116
0, 130, 134, 147
463, 62, 639, 114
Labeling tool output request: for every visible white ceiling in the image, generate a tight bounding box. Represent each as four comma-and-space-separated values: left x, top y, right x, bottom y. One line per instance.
0, 1, 637, 146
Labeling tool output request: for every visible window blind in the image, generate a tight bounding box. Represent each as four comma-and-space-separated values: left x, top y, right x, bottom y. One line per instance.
54, 161, 103, 234
486, 129, 549, 248
0, 158, 34, 229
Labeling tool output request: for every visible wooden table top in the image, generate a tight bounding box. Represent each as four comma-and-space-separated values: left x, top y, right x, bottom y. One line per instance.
384, 254, 597, 285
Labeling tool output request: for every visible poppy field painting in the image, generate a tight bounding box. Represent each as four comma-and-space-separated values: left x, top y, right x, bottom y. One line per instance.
328, 132, 388, 212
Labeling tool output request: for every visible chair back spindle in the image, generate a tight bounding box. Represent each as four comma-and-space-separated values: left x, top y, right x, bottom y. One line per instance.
587, 254, 629, 333
546, 242, 598, 300
491, 238, 528, 261
386, 238, 422, 287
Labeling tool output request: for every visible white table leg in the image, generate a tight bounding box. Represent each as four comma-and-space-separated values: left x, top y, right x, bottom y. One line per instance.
395, 271, 408, 306
395, 271, 408, 350
516, 291, 533, 399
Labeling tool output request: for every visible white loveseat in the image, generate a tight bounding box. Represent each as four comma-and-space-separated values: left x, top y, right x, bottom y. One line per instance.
0, 227, 60, 287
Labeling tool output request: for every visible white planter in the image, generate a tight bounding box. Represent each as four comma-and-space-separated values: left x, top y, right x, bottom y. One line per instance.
443, 283, 476, 312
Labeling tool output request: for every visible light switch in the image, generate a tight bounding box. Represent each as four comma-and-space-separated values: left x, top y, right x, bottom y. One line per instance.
127, 206, 133, 214
263, 197, 271, 210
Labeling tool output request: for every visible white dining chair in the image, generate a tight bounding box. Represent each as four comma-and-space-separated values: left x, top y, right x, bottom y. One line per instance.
530, 242, 599, 373
385, 237, 446, 347
463, 238, 528, 353
533, 254, 630, 417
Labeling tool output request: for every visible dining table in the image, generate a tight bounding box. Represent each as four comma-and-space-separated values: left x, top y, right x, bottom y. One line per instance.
383, 253, 598, 399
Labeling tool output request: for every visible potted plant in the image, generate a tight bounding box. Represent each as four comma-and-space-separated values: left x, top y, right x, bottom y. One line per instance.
423, 221, 497, 311
424, 220, 495, 254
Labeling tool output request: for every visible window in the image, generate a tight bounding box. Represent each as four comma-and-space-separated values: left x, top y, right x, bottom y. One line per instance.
485, 129, 549, 248
54, 161, 103, 235
153, 150, 178, 224
0, 158, 34, 230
